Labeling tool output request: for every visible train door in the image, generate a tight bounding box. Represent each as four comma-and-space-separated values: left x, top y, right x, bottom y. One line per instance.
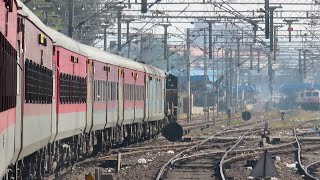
148, 75, 153, 120
133, 71, 136, 122
12, 21, 23, 162
144, 73, 149, 121
118, 68, 124, 125
105, 65, 109, 127
85, 60, 93, 133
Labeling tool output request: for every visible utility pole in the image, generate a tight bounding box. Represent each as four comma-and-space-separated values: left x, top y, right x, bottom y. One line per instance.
235, 37, 242, 113
298, 49, 303, 82
225, 49, 230, 111
221, 47, 224, 88
250, 20, 261, 43
44, 11, 48, 26
249, 44, 253, 70
68, 0, 74, 38
273, 25, 282, 61
103, 26, 107, 52
102, 20, 111, 52
229, 49, 233, 112
160, 23, 171, 72
268, 53, 273, 103
205, 20, 217, 123
265, 0, 270, 39
257, 50, 260, 73
124, 18, 135, 58
79, 25, 83, 42
140, 34, 144, 61
186, 28, 192, 123
204, 32, 208, 122
236, 38, 241, 67
269, 6, 282, 52
115, 6, 125, 53
216, 47, 221, 120
284, 19, 298, 42
303, 49, 307, 79
117, 9, 122, 53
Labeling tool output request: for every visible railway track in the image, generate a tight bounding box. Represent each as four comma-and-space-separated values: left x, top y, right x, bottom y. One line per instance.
219, 126, 255, 180
294, 119, 320, 180
155, 115, 275, 180
46, 114, 245, 179
51, 112, 289, 180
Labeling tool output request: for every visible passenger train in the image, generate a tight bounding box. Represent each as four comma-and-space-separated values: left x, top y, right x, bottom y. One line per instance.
0, 1, 176, 179
299, 89, 320, 110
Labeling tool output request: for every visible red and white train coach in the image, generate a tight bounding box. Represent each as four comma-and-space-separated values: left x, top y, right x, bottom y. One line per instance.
0, 0, 18, 178
14, 3, 54, 170
1, 1, 168, 179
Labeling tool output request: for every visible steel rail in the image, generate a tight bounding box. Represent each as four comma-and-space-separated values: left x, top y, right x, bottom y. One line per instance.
155, 126, 257, 180
306, 161, 320, 177
294, 120, 320, 180
219, 125, 255, 180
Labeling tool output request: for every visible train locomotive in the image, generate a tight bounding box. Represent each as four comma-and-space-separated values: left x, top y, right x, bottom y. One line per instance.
0, 1, 177, 179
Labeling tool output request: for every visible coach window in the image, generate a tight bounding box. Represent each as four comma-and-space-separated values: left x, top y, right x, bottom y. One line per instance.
110, 82, 113, 101
100, 81, 102, 101
126, 84, 129, 101
132, 85, 135, 101
134, 85, 139, 101
108, 81, 110, 101
102, 81, 105, 102
104, 81, 107, 102
136, 86, 138, 101
115, 82, 118, 100
103, 81, 106, 101
109, 81, 111, 101
313, 92, 319, 96
131, 84, 134, 101
96, 80, 99, 102
68, 74, 72, 103
140, 86, 142, 101
306, 92, 312, 97
123, 83, 125, 100
136, 86, 139, 101
126, 84, 128, 101
72, 76, 76, 103
127, 84, 129, 101
59, 73, 63, 103
102, 81, 104, 101
130, 84, 132, 101
97, 80, 99, 102
93, 81, 95, 102
75, 76, 79, 103
139, 86, 141, 101
101, 81, 104, 101
130, 84, 133, 101
113, 82, 116, 101
106, 81, 109, 102
62, 74, 66, 103
128, 84, 130, 101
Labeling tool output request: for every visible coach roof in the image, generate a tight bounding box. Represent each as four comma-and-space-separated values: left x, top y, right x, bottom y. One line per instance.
79, 44, 145, 72
45, 27, 86, 56
18, 1, 51, 40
